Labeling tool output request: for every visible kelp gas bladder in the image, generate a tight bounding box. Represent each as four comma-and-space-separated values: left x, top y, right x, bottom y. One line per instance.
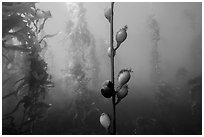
99, 2, 132, 135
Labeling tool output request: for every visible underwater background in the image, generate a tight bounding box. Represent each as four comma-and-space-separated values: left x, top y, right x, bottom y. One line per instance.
2, 2, 202, 135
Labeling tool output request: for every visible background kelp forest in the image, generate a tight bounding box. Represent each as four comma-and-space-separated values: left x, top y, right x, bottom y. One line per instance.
2, 2, 202, 135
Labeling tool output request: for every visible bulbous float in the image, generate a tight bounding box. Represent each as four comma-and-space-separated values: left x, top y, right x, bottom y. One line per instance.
117, 69, 132, 89
116, 25, 128, 48
104, 8, 112, 22
7, 63, 12, 69
101, 80, 114, 98
117, 84, 128, 100
100, 113, 111, 129
107, 47, 116, 57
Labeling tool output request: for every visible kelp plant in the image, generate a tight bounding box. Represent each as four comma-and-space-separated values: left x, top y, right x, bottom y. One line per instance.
2, 2, 55, 134
99, 2, 132, 135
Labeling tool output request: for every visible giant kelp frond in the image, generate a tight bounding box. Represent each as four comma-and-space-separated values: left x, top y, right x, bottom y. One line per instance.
2, 2, 54, 134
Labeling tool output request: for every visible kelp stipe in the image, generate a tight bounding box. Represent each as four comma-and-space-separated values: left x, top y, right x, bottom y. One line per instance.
99, 2, 132, 135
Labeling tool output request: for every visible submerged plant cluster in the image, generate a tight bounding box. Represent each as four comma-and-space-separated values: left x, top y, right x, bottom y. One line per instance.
2, 2, 202, 135
2, 2, 55, 134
